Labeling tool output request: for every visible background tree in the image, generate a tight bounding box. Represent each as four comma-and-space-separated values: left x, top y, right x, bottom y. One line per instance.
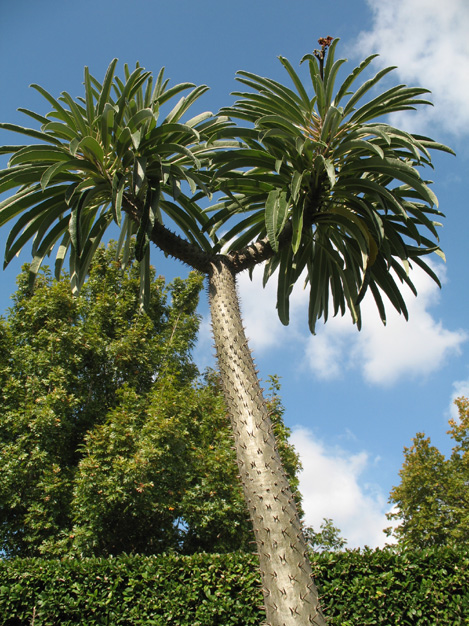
386, 397, 469, 549
304, 518, 348, 553
0, 243, 201, 557
0, 247, 301, 558
0, 39, 452, 625
71, 372, 301, 557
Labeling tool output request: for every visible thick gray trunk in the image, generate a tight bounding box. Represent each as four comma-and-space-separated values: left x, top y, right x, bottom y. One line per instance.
208, 258, 326, 626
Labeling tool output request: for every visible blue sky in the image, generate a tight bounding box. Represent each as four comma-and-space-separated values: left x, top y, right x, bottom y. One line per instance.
1, 0, 468, 548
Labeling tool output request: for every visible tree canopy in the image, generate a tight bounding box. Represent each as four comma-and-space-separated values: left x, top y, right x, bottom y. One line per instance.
304, 518, 348, 553
0, 246, 301, 558
386, 397, 469, 549
0, 39, 452, 329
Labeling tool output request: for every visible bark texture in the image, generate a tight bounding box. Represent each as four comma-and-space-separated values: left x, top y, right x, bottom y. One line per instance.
208, 257, 326, 626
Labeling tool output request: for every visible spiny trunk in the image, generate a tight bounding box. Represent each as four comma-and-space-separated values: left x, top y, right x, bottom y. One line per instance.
208, 257, 326, 626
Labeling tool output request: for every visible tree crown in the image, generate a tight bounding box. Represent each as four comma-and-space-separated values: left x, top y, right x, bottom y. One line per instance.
387, 396, 469, 549
0, 39, 453, 330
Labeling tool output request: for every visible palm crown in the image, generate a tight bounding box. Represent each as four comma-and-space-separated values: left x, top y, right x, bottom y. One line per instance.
0, 40, 453, 331
0, 60, 228, 305
207, 38, 453, 331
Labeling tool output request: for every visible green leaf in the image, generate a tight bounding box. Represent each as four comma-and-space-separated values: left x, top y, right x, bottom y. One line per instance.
258, 114, 304, 138
69, 190, 98, 257
324, 57, 346, 106
155, 81, 195, 107
343, 66, 397, 117
132, 156, 147, 197
139, 244, 151, 311
30, 83, 76, 128
163, 85, 210, 124
4, 200, 65, 266
128, 108, 154, 132
158, 143, 201, 169
42, 121, 78, 141
16, 107, 50, 126
9, 145, 70, 167
97, 58, 118, 115
135, 184, 159, 262
111, 172, 125, 226
77, 136, 105, 164
319, 106, 342, 143
265, 189, 289, 252
58, 91, 89, 136
73, 210, 114, 293
291, 201, 304, 255
276, 244, 294, 325
27, 215, 70, 288
0, 185, 70, 229
100, 102, 116, 151
83, 65, 96, 123
40, 161, 73, 190
278, 56, 311, 109
314, 155, 336, 189
333, 53, 379, 107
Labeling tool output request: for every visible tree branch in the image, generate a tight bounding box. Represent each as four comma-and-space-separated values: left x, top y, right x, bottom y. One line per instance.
228, 221, 293, 274
149, 221, 215, 273
122, 194, 216, 274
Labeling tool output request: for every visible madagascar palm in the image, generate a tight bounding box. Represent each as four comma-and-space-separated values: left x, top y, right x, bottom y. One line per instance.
0, 40, 452, 626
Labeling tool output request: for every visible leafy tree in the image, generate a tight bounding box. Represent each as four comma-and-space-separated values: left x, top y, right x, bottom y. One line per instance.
386, 397, 469, 549
0, 245, 200, 557
0, 37, 452, 625
0, 248, 301, 558
71, 372, 301, 558
305, 518, 348, 553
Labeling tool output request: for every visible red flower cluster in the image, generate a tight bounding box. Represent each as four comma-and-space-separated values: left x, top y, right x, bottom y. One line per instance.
318, 36, 334, 49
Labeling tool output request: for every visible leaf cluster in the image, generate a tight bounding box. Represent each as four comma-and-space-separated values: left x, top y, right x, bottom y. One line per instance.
304, 517, 348, 553
210, 38, 452, 331
0, 40, 453, 333
0, 62, 230, 305
0, 245, 200, 557
0, 553, 265, 626
315, 545, 469, 624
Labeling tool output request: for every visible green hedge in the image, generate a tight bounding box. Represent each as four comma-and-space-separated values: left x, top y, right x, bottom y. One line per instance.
0, 547, 468, 625
314, 547, 469, 624
0, 553, 263, 626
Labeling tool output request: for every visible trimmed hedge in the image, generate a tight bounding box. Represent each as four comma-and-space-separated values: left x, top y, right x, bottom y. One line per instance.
0, 547, 468, 625
0, 553, 263, 626
314, 547, 469, 624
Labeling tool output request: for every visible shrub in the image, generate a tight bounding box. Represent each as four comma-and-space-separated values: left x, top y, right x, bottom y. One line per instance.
0, 547, 467, 625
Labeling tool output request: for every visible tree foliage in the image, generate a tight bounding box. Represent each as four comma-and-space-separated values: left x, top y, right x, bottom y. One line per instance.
0, 246, 301, 558
386, 397, 469, 548
0, 39, 452, 329
206, 38, 452, 331
304, 518, 348, 553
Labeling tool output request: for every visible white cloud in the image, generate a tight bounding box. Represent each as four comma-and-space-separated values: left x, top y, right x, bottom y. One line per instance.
194, 315, 216, 371
357, 0, 469, 137
448, 378, 469, 420
233, 262, 466, 387
290, 427, 393, 548
236, 268, 294, 351
306, 263, 467, 386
